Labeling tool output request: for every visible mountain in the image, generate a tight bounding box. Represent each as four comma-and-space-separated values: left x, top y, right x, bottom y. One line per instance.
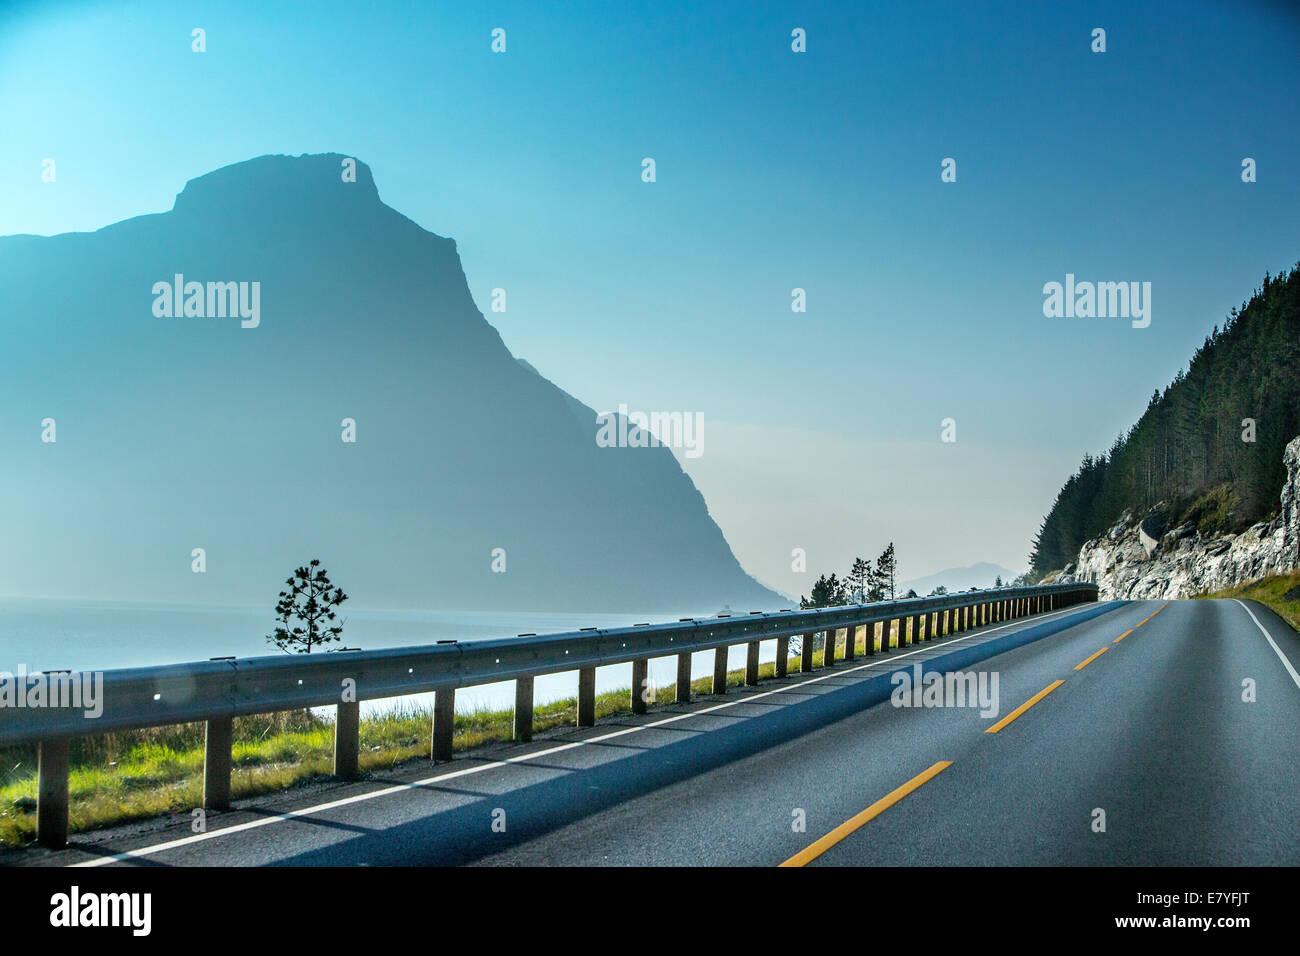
0, 153, 781, 614
1030, 265, 1300, 577
899, 563, 1019, 595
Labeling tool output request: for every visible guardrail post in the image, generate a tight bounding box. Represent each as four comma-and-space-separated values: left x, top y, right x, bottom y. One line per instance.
801, 632, 815, 672
632, 658, 650, 713
745, 642, 760, 685
578, 667, 596, 725
911, 612, 923, 644
775, 636, 790, 677
844, 624, 857, 661
922, 612, 933, 641
514, 676, 534, 741
433, 687, 455, 761
823, 628, 836, 666
204, 717, 233, 810
37, 739, 69, 849
865, 622, 877, 655
334, 700, 360, 780
713, 646, 729, 693
676, 652, 693, 702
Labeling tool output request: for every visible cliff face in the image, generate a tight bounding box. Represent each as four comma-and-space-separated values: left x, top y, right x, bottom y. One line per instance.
1050, 437, 1300, 599
0, 153, 781, 613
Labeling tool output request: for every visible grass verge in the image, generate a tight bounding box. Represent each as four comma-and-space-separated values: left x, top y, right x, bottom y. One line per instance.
1195, 572, 1300, 632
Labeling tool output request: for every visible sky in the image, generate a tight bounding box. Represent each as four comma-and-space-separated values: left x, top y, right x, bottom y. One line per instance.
3, 0, 1299, 597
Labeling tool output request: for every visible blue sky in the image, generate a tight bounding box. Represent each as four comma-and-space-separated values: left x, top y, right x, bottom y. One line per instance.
3, 0, 1298, 592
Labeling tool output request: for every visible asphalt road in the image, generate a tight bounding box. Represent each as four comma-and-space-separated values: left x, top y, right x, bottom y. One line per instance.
25, 597, 1300, 867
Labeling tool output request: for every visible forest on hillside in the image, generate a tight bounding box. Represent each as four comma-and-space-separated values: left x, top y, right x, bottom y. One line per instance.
1030, 264, 1300, 577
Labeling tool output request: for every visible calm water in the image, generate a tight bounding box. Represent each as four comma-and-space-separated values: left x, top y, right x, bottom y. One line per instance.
0, 599, 773, 715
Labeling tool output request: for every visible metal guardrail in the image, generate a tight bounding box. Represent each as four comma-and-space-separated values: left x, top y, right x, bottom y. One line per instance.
1, 582, 1098, 848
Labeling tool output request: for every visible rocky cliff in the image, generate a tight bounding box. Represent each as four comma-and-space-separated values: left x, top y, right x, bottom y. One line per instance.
1048, 436, 1300, 599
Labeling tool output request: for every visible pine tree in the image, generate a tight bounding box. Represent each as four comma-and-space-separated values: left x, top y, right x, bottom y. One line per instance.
874, 543, 898, 600
845, 557, 872, 604
267, 559, 349, 654
800, 573, 847, 609
1028, 264, 1300, 576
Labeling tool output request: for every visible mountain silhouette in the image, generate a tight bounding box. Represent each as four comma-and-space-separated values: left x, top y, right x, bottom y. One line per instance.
0, 153, 780, 613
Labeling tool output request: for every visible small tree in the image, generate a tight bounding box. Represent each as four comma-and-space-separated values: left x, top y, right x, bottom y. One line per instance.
845, 557, 872, 603
994, 574, 1004, 588
874, 543, 897, 600
929, 585, 949, 596
800, 572, 847, 609
267, 559, 349, 654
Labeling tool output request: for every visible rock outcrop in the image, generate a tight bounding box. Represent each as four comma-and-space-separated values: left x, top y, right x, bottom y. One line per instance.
1049, 436, 1300, 599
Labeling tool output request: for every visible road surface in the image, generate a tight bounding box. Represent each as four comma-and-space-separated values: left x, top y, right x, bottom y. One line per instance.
19, 597, 1300, 867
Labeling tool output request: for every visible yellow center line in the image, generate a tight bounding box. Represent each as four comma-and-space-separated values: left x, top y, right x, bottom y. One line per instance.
1073, 646, 1110, 670
984, 679, 1065, 734
1136, 617, 1149, 626
1113, 629, 1133, 644
779, 761, 952, 867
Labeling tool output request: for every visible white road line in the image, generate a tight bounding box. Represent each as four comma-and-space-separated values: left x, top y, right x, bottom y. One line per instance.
1234, 599, 1300, 691
70, 602, 1105, 867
